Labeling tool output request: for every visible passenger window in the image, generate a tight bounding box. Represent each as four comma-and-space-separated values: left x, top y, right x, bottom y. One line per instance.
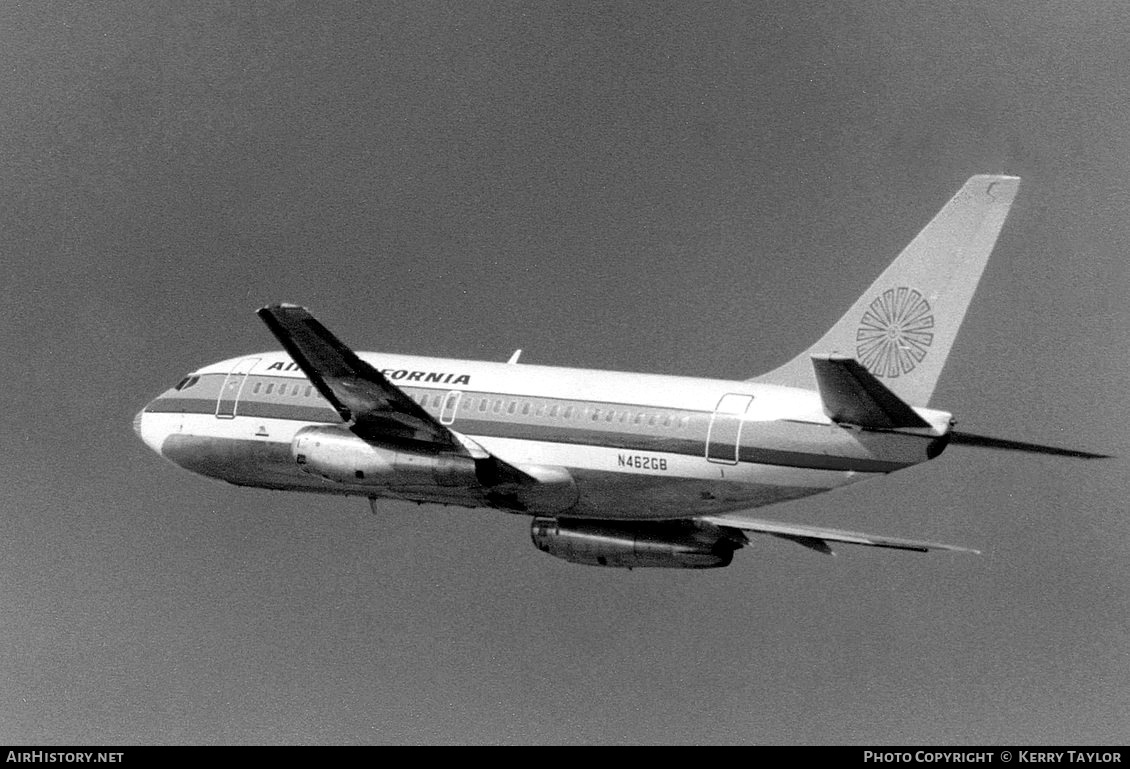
605, 411, 614, 422
253, 382, 262, 394
265, 383, 275, 394
493, 400, 502, 413
432, 394, 443, 407
305, 386, 313, 397
563, 406, 573, 419
549, 405, 559, 418
591, 409, 601, 421
521, 403, 530, 415
480, 399, 488, 412
507, 401, 516, 414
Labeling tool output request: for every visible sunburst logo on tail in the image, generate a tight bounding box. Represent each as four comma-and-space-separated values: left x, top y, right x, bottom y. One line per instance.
856, 287, 934, 377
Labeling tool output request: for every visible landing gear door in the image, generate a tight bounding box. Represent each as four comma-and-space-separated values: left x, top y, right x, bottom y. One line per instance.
706, 393, 753, 464
215, 357, 260, 418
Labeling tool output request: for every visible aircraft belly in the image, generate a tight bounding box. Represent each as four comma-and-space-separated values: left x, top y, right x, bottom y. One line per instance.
158, 415, 489, 506
161, 433, 328, 490
157, 418, 879, 519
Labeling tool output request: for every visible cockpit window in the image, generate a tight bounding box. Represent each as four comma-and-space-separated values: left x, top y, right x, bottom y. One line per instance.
174, 375, 200, 391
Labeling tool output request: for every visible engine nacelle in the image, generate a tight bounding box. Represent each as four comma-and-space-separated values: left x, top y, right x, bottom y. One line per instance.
291, 425, 479, 489
530, 517, 745, 569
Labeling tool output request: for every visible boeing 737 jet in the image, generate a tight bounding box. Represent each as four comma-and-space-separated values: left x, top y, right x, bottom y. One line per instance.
133, 175, 1105, 568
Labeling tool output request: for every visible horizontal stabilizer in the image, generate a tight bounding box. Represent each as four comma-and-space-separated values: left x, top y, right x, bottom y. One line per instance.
949, 431, 1111, 459
701, 513, 979, 555
812, 355, 931, 429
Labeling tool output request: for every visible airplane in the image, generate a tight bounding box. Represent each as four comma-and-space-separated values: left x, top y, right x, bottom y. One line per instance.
133, 174, 1107, 569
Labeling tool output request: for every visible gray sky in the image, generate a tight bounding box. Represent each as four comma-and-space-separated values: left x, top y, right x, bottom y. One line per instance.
2, 1, 1128, 745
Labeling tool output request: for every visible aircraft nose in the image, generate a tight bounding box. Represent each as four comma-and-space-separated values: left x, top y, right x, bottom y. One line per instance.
133, 408, 165, 455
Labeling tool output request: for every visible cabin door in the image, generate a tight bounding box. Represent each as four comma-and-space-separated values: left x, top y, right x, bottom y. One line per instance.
706, 393, 753, 464
215, 358, 260, 418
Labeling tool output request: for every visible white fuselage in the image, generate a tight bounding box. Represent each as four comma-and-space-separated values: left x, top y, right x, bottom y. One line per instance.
135, 351, 952, 520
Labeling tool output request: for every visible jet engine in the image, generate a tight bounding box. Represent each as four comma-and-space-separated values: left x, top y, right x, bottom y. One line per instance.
530, 517, 746, 569
291, 425, 478, 489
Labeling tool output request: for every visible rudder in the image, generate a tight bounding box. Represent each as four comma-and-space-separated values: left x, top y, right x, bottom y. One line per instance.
752, 175, 1021, 406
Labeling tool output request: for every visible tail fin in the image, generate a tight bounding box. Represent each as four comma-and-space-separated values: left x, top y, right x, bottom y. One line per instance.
752, 175, 1021, 406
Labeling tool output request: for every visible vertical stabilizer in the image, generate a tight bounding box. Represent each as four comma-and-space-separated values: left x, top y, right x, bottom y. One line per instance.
751, 175, 1020, 406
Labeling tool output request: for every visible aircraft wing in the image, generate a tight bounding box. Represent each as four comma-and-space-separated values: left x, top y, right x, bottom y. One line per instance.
257, 304, 469, 452
700, 512, 979, 555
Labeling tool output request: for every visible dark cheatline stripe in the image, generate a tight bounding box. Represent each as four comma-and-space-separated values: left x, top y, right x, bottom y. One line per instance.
144, 396, 212, 413
234, 400, 340, 422
447, 417, 908, 473
146, 396, 339, 423
145, 393, 912, 473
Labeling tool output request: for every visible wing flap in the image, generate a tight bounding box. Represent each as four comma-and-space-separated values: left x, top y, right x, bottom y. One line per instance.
701, 512, 979, 555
